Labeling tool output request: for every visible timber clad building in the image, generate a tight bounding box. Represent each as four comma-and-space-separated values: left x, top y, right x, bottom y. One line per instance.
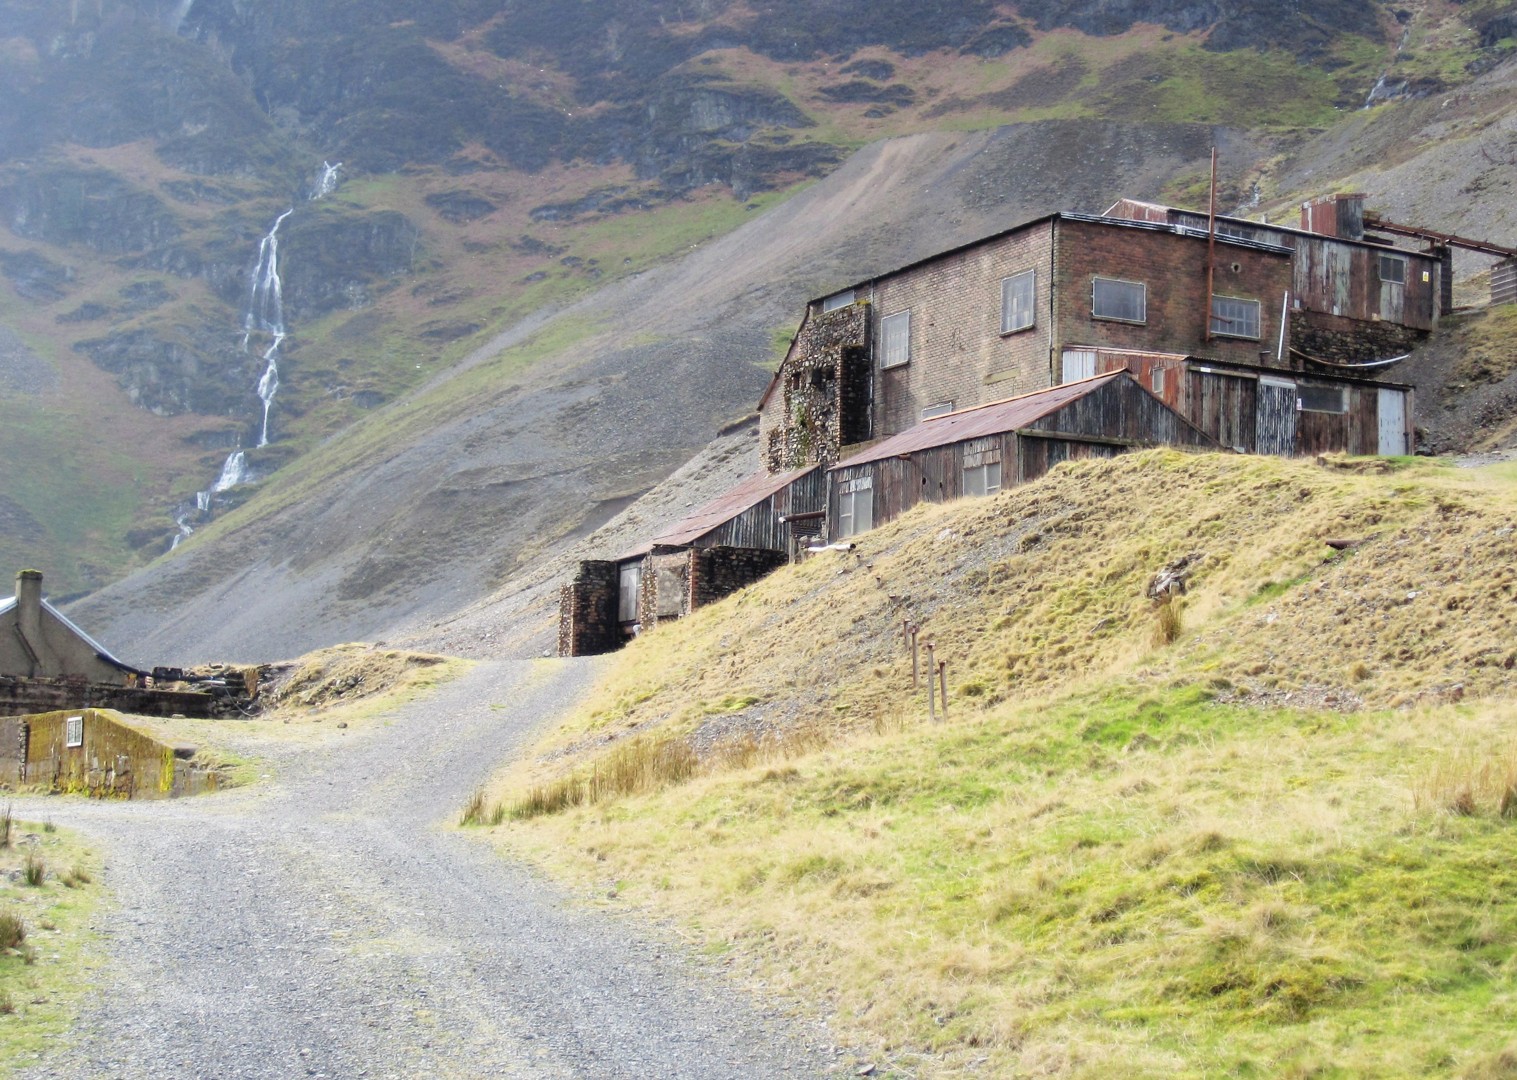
560, 193, 1443, 655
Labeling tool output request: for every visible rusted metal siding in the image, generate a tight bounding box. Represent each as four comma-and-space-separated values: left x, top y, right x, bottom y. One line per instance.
1033, 372, 1215, 448
1291, 236, 1436, 330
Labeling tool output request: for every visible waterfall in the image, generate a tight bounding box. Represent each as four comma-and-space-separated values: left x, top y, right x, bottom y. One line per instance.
167, 0, 195, 33
246, 209, 292, 447
212, 451, 248, 493
171, 159, 343, 553
312, 161, 343, 200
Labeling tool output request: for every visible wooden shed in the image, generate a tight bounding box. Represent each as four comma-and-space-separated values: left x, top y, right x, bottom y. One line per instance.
827, 372, 1216, 538
559, 466, 823, 655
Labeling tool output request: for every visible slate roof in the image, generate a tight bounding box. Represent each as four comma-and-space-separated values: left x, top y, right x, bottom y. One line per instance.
0, 594, 143, 674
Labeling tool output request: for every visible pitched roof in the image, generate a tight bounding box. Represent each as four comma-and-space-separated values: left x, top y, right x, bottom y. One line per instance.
0, 594, 143, 675
829, 373, 1128, 469
620, 464, 820, 559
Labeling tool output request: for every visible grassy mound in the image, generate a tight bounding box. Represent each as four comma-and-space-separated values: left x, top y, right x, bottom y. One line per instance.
483, 450, 1517, 1076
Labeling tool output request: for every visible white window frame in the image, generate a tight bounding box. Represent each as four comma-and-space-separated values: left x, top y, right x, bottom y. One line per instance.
821, 289, 855, 312
920, 401, 954, 420
880, 310, 911, 369
65, 715, 84, 748
1298, 384, 1348, 415
1210, 294, 1261, 340
1379, 254, 1407, 285
837, 475, 873, 538
962, 460, 1002, 498
617, 563, 641, 624
1000, 269, 1036, 334
1091, 277, 1146, 324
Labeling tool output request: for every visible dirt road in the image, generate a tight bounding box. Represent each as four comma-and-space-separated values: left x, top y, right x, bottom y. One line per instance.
12, 660, 838, 1078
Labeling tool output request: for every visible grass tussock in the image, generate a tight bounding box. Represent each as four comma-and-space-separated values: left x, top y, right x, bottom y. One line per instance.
1151, 594, 1183, 646
20, 852, 44, 888
0, 803, 10, 848
0, 910, 24, 952
1415, 744, 1517, 819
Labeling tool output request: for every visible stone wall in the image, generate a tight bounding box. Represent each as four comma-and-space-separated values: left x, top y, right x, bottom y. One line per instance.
691, 547, 788, 609
1291, 311, 1425, 366
0, 715, 24, 788
640, 549, 692, 630
557, 560, 620, 657
763, 303, 871, 471
14, 709, 217, 799
0, 675, 222, 718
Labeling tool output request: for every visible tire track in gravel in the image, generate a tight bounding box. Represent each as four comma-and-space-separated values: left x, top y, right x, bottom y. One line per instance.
13, 659, 838, 1079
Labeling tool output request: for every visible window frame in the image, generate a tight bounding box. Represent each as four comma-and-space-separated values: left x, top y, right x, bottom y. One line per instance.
1378, 254, 1407, 286
65, 715, 84, 748
821, 289, 856, 312
837, 475, 874, 538
1210, 294, 1262, 340
1091, 276, 1147, 324
1298, 384, 1348, 415
920, 401, 955, 420
880, 310, 911, 369
1000, 269, 1036, 334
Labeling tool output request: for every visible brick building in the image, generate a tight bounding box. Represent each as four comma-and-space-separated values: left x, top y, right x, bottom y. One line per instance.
760, 198, 1431, 471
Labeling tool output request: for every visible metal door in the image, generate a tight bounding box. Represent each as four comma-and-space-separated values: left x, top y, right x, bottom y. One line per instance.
1377, 388, 1408, 456
1255, 376, 1298, 456
1061, 348, 1097, 384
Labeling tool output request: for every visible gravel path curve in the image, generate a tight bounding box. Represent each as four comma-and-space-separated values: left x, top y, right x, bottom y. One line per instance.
11, 660, 840, 1079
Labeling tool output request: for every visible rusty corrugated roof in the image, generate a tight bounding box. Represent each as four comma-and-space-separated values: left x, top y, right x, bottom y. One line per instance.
619, 464, 820, 559
828, 373, 1126, 470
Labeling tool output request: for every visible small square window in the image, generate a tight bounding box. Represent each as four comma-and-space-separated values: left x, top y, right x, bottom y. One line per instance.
1211, 295, 1261, 339
1001, 270, 1036, 333
65, 715, 83, 748
1092, 277, 1146, 323
1379, 254, 1407, 285
880, 310, 911, 368
963, 460, 1002, 498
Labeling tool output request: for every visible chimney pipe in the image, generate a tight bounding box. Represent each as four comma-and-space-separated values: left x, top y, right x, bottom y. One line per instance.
14, 569, 43, 674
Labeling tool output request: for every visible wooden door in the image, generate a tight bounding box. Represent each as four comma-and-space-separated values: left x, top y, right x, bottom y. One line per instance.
1377, 388, 1408, 456
1255, 376, 1298, 457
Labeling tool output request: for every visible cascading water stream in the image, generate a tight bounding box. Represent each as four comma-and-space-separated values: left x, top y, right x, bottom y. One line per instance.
170, 163, 342, 552
166, 0, 196, 33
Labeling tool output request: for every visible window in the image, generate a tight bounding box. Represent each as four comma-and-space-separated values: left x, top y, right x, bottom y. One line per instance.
1210, 295, 1261, 339
821, 289, 855, 312
1379, 254, 1406, 285
1092, 277, 1146, 323
1000, 270, 1036, 333
837, 475, 873, 538
65, 715, 83, 748
921, 401, 954, 420
1299, 385, 1348, 414
963, 442, 1002, 497
617, 563, 641, 624
880, 310, 911, 368
1152, 367, 1165, 395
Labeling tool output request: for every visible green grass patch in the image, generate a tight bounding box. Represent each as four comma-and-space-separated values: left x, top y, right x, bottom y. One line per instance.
0, 821, 106, 1074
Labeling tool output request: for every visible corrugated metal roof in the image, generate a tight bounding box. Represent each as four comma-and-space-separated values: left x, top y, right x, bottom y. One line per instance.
829, 373, 1126, 470
620, 465, 820, 559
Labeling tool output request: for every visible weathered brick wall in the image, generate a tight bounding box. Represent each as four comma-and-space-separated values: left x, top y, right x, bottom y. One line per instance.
874, 222, 1055, 436
1053, 217, 1294, 369
1290, 311, 1424, 367
762, 304, 871, 471
557, 560, 620, 657
691, 547, 788, 609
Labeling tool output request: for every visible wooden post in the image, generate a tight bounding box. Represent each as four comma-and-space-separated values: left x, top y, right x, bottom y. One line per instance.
925, 642, 936, 722
938, 661, 948, 723
911, 627, 920, 689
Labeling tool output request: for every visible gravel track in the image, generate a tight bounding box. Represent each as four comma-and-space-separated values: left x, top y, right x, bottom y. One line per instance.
11, 660, 838, 1079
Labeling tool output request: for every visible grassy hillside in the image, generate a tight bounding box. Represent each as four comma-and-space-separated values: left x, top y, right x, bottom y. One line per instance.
475, 450, 1517, 1077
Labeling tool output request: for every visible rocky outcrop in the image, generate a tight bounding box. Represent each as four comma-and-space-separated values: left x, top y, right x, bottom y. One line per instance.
76, 325, 260, 417
277, 209, 419, 321
1, 167, 180, 256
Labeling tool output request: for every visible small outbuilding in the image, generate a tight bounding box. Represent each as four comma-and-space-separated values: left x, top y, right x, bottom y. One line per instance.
1, 570, 142, 684
559, 466, 823, 656
827, 371, 1216, 539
